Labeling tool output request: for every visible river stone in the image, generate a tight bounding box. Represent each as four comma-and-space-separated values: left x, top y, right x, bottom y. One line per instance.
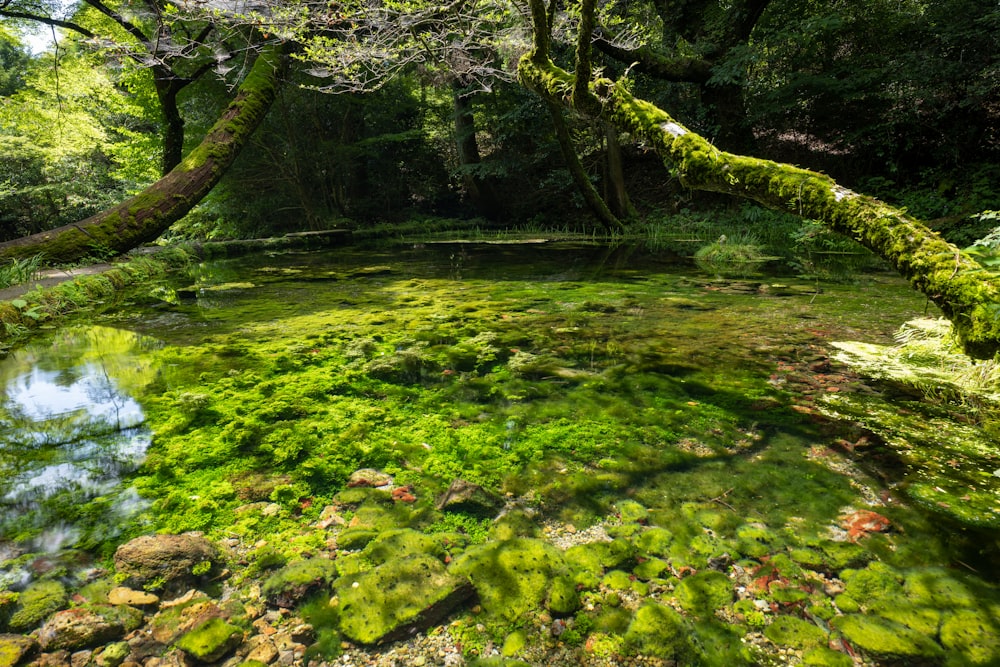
108, 587, 159, 607
435, 479, 502, 517
0, 633, 38, 667
113, 534, 219, 592
37, 605, 142, 652
335, 555, 474, 645
174, 617, 243, 663
346, 468, 394, 488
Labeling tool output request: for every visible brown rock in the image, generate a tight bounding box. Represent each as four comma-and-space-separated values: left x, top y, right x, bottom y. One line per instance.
113, 534, 219, 593
346, 469, 393, 488
435, 479, 502, 517
37, 606, 139, 652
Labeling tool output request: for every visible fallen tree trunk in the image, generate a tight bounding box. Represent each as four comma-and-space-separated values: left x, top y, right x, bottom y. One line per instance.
518, 49, 1000, 359
0, 43, 288, 265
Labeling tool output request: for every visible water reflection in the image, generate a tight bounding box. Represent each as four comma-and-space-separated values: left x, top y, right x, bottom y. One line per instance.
0, 326, 160, 551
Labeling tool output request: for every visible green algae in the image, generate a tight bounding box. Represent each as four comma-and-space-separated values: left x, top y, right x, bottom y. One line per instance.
7, 580, 66, 632
174, 616, 243, 662
674, 571, 733, 616
764, 615, 827, 649
623, 602, 689, 659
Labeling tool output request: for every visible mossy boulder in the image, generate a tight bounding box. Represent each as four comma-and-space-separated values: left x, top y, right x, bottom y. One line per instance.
7, 580, 67, 632
633, 557, 670, 581
0, 593, 16, 631
490, 510, 541, 541
940, 608, 1000, 665
904, 567, 981, 608
362, 528, 446, 563
635, 527, 673, 557
831, 614, 944, 661
615, 500, 649, 524
335, 555, 474, 644
802, 646, 853, 666
262, 557, 339, 608
624, 602, 690, 659
763, 615, 827, 649
675, 571, 733, 616
175, 616, 244, 663
36, 604, 143, 652
842, 562, 903, 607
113, 533, 220, 593
95, 641, 131, 667
0, 634, 38, 667
450, 538, 564, 623
547, 575, 580, 615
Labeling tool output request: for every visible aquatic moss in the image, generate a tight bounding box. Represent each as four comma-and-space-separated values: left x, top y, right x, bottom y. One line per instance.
8, 581, 67, 632
675, 571, 734, 616
623, 602, 689, 659
262, 558, 339, 608
450, 538, 564, 624
335, 555, 473, 644
842, 562, 904, 607
174, 616, 243, 662
831, 614, 944, 660
940, 608, 1000, 665
763, 615, 827, 649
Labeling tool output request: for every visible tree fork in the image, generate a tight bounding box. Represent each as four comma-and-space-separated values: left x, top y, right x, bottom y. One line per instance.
518, 55, 1000, 359
0, 42, 288, 264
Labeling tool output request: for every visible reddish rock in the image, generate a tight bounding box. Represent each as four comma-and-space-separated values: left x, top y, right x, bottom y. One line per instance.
839, 510, 891, 541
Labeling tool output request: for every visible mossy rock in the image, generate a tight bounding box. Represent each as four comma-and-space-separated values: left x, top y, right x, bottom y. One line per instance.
563, 544, 604, 588
7, 580, 67, 632
634, 527, 673, 557
601, 570, 634, 592
873, 599, 942, 636
816, 540, 871, 571
337, 528, 380, 551
0, 633, 38, 667
675, 571, 733, 616
547, 575, 580, 616
501, 629, 528, 657
335, 555, 474, 644
802, 646, 854, 667
940, 608, 1000, 665
690, 619, 753, 667
904, 567, 982, 609
362, 528, 446, 564
624, 602, 690, 659
633, 557, 670, 581
334, 487, 392, 507
831, 614, 944, 660
615, 500, 649, 524
594, 606, 632, 634
490, 510, 541, 541
842, 562, 904, 607
95, 641, 130, 667
763, 615, 827, 649
0, 593, 17, 631
450, 538, 564, 623
592, 538, 635, 569
262, 557, 339, 608
175, 617, 244, 663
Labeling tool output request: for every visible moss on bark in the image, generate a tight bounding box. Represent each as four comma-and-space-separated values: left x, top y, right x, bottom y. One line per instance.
518, 54, 1000, 358
0, 43, 288, 265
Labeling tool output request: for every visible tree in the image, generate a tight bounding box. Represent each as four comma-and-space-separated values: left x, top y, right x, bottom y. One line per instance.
0, 41, 286, 262
0, 0, 231, 174
519, 0, 1000, 358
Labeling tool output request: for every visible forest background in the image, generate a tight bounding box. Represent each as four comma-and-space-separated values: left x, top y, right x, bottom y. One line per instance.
0, 0, 997, 260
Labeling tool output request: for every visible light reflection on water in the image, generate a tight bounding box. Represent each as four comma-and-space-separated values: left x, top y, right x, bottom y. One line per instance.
0, 326, 159, 553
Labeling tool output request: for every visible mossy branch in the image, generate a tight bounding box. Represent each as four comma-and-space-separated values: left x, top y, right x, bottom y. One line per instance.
518, 55, 1000, 359
0, 42, 289, 265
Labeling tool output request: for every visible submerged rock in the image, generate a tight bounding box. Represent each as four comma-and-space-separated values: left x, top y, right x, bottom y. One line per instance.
113, 534, 220, 593
0, 633, 38, 667
435, 479, 503, 517
262, 558, 338, 608
335, 555, 474, 645
36, 605, 142, 652
174, 616, 243, 663
6, 580, 67, 632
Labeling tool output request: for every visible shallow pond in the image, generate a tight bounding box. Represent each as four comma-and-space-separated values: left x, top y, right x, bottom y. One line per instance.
3, 242, 999, 665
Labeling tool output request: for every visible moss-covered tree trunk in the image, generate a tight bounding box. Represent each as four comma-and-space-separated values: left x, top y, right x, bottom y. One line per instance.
0, 43, 287, 264
518, 11, 1000, 358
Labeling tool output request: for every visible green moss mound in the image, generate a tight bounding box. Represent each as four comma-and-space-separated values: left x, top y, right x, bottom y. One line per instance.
450, 538, 564, 624
336, 555, 473, 644
624, 602, 690, 659
764, 615, 827, 649
8, 581, 67, 632
675, 571, 733, 616
175, 617, 243, 662
262, 557, 339, 608
831, 614, 944, 660
940, 608, 1000, 665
